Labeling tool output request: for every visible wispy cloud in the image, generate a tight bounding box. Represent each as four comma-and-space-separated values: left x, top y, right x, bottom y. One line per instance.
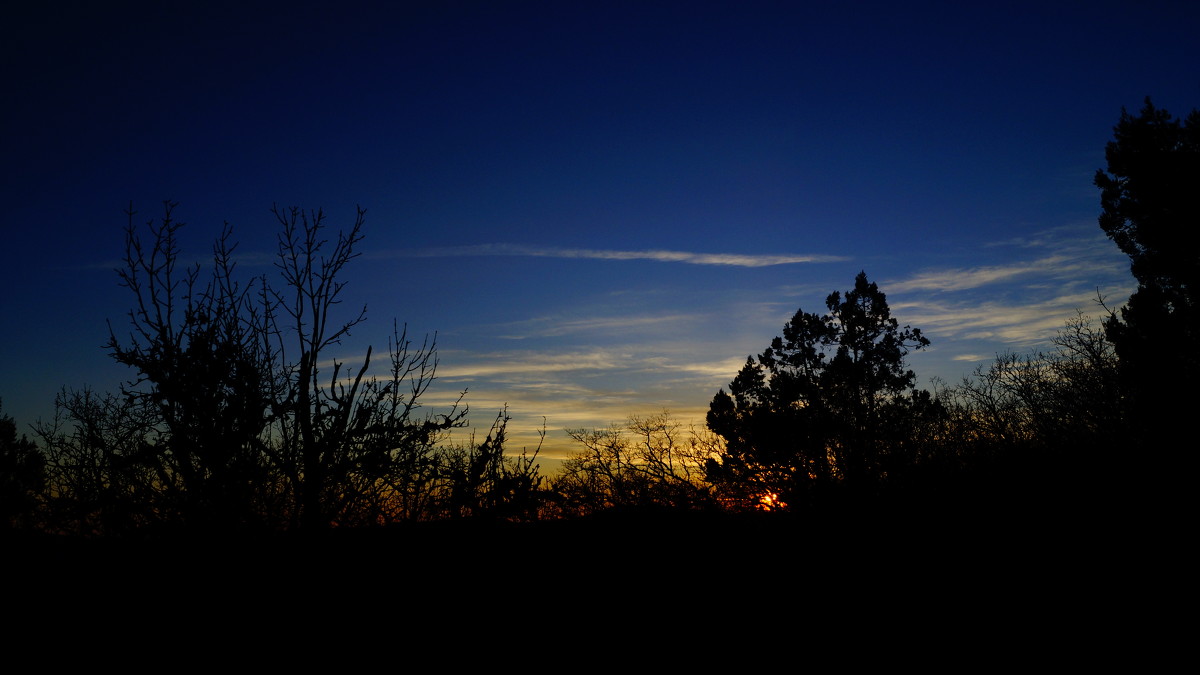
435, 347, 745, 382
421, 346, 735, 459
881, 226, 1134, 363
435, 349, 630, 379
82, 242, 843, 273
891, 226, 1127, 294
888, 256, 1073, 292
374, 243, 847, 267
659, 356, 751, 379
385, 226, 1132, 459
494, 312, 701, 339
984, 223, 1109, 251
893, 291, 1115, 345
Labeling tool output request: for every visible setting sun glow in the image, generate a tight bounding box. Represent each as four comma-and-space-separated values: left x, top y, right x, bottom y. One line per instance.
757, 492, 786, 512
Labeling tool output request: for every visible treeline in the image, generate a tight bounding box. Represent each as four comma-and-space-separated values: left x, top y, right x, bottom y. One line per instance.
548, 281, 1125, 521
3, 204, 544, 536
0, 262, 1127, 536
1, 98, 1193, 537
0, 301, 1124, 537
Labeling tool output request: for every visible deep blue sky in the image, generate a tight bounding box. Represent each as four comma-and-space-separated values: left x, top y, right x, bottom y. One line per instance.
3, 1, 1197, 459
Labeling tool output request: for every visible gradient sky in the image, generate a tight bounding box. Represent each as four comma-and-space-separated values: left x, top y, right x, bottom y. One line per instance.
3, 1, 1197, 465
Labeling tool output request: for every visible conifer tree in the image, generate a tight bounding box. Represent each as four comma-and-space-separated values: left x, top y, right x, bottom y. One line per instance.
706, 272, 931, 508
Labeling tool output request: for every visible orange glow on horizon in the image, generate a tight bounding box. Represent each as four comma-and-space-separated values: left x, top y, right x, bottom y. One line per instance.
757, 492, 786, 511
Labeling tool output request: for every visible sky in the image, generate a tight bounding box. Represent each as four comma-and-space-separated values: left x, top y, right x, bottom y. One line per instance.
3, 1, 1197, 466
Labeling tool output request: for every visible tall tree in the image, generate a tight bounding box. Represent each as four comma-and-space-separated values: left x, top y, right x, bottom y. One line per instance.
1094, 99, 1200, 452
261, 205, 466, 529
47, 202, 466, 533
706, 272, 932, 509
104, 203, 273, 529
0, 402, 44, 530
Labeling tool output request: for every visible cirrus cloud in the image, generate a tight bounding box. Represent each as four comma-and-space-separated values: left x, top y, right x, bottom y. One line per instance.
374, 243, 847, 267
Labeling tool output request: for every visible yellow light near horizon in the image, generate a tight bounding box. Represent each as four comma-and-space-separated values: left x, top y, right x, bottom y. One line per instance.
757, 492, 785, 511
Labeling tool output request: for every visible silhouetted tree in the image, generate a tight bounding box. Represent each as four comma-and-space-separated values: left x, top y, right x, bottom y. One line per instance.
104, 203, 274, 529
942, 313, 1124, 515
552, 412, 718, 516
260, 205, 465, 529
952, 314, 1119, 448
45, 202, 468, 533
705, 272, 931, 509
0, 402, 44, 530
1094, 98, 1199, 457
439, 409, 544, 521
36, 388, 163, 535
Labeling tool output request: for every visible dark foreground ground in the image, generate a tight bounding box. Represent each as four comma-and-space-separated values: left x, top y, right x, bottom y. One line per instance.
6, 490, 1132, 596
6, 466, 1180, 669
6, 491, 1176, 666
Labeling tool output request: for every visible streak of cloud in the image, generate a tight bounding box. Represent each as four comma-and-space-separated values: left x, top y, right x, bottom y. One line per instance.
880, 226, 1132, 355
375, 243, 847, 267
893, 292, 1115, 345
888, 256, 1072, 292
890, 227, 1128, 293
425, 374, 720, 460
435, 350, 630, 379
494, 312, 701, 339
434, 347, 746, 382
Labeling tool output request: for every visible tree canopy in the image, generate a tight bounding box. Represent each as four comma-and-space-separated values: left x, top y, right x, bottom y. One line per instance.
1095, 98, 1200, 306
705, 272, 932, 509
1094, 98, 1199, 452
1, 402, 44, 530
32, 203, 550, 534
